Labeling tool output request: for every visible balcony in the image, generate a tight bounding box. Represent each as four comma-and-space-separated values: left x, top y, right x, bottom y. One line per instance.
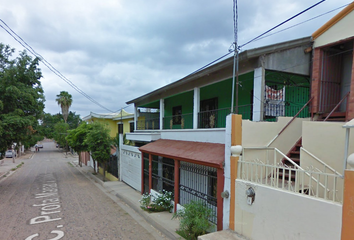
136, 104, 254, 131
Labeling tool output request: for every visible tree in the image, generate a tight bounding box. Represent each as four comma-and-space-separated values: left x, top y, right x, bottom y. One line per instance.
39, 113, 63, 139
66, 122, 92, 167
84, 122, 111, 180
39, 111, 81, 139
0, 43, 45, 155
55, 91, 72, 123
53, 122, 69, 150
66, 111, 82, 129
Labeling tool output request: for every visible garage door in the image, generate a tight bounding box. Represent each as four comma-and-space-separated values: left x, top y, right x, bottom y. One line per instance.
120, 146, 141, 192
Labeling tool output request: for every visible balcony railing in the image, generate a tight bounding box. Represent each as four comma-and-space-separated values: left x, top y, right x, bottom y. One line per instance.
135, 102, 311, 131
163, 113, 193, 129
136, 117, 160, 130
234, 104, 252, 120
198, 107, 231, 128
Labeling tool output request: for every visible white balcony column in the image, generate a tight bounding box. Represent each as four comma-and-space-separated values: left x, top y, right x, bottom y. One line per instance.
134, 105, 138, 131
160, 99, 164, 130
193, 87, 200, 129
253, 67, 265, 121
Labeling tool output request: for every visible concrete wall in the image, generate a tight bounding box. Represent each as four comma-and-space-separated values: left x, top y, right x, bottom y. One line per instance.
300, 121, 354, 203
161, 128, 226, 144
242, 117, 308, 154
234, 179, 342, 240
301, 121, 354, 173
314, 10, 354, 48
264, 45, 311, 75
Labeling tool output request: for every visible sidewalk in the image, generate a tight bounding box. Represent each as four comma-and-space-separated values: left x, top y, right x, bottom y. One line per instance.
71, 159, 181, 240
0, 150, 34, 179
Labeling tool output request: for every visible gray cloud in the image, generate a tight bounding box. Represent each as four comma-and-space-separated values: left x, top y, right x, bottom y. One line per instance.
1, 0, 350, 117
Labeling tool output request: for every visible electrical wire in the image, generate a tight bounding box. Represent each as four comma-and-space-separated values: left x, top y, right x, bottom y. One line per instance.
181, 1, 339, 80
237, 46, 354, 109
0, 19, 115, 113
250, 3, 350, 44
0, 2, 347, 116
239, 0, 326, 49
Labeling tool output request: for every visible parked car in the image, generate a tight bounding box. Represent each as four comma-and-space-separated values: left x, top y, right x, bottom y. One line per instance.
38, 144, 43, 148
5, 150, 16, 158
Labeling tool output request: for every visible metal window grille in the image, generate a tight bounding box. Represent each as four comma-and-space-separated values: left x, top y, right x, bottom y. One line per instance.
179, 162, 218, 224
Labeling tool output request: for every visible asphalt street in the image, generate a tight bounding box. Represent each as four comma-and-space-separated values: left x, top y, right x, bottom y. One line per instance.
0, 140, 159, 240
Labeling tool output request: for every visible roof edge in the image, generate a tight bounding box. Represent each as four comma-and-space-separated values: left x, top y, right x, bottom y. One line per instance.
126, 36, 312, 105
312, 2, 354, 40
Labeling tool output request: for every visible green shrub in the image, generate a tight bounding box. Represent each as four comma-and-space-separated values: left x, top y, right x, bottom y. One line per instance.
173, 200, 212, 240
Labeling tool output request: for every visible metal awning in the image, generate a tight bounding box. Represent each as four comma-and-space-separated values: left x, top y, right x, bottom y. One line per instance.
139, 139, 224, 168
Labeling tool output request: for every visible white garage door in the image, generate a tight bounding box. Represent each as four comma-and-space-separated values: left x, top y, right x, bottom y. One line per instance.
120, 146, 141, 192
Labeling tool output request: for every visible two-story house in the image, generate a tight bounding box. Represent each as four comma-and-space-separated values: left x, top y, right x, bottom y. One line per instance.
81, 109, 135, 170
121, 36, 313, 231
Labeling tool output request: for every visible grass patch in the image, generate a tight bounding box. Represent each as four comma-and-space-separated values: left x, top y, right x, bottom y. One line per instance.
67, 162, 74, 167
11, 162, 24, 171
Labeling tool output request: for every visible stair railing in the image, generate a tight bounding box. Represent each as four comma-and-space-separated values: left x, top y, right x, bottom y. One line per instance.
267, 97, 313, 147
301, 147, 343, 178
323, 92, 350, 121
273, 148, 330, 193
242, 147, 335, 200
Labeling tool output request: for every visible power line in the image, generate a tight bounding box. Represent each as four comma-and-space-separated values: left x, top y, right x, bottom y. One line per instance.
236, 46, 354, 108
250, 3, 350, 44
239, 0, 326, 49
180, 1, 335, 81
0, 19, 115, 113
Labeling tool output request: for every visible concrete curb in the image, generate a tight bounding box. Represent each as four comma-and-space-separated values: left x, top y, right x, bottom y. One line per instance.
0, 152, 34, 180
114, 190, 179, 240
73, 162, 179, 240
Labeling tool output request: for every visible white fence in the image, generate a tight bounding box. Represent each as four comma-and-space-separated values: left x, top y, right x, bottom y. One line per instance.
240, 147, 343, 203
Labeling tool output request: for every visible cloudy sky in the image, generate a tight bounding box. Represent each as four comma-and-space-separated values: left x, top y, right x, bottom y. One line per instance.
1, 0, 351, 118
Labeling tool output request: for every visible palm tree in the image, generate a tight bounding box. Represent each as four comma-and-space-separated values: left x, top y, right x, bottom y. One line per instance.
56, 91, 73, 123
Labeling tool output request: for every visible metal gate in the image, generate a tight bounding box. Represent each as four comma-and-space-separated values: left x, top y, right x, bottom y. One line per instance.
107, 154, 118, 178
319, 50, 342, 112
143, 155, 175, 194
179, 162, 217, 224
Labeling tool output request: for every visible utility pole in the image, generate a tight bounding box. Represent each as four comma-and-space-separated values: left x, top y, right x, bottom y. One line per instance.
231, 0, 239, 114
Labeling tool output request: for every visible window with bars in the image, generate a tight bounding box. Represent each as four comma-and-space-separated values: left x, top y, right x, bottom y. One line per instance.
118, 123, 123, 134
129, 122, 134, 132
172, 106, 182, 125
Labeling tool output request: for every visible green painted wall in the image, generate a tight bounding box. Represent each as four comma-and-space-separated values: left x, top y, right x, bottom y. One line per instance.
135, 69, 310, 127
164, 91, 193, 129
200, 71, 255, 123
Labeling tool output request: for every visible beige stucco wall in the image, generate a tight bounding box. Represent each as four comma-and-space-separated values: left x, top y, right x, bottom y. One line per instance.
234, 180, 342, 240
314, 10, 354, 48
301, 121, 354, 173
242, 117, 308, 155
301, 121, 354, 202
